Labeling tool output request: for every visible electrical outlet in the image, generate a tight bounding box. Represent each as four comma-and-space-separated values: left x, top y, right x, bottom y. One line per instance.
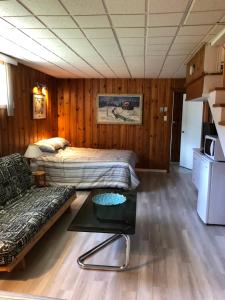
164, 115, 167, 122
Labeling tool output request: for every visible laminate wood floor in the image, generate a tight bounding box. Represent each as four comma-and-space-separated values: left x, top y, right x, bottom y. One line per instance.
1, 166, 225, 300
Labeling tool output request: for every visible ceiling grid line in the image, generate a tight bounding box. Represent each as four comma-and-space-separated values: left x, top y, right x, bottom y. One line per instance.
172, 11, 225, 77
144, 0, 150, 78
101, 0, 132, 78
58, 0, 118, 78
16, 0, 105, 78
158, 0, 196, 77
0, 16, 84, 77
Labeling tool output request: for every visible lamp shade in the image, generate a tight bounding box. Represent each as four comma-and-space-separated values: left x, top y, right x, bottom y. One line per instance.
24, 144, 42, 159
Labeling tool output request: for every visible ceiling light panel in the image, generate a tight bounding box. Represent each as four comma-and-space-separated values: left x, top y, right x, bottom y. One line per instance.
111, 15, 145, 28
149, 0, 189, 13
74, 16, 110, 28
148, 13, 183, 27
3, 16, 45, 28
104, 0, 145, 14
83, 29, 114, 39
39, 16, 77, 28
115, 28, 145, 37
0, 1, 31, 16
52, 28, 84, 39
148, 26, 177, 37
20, 0, 67, 15
185, 11, 225, 25
61, 0, 105, 15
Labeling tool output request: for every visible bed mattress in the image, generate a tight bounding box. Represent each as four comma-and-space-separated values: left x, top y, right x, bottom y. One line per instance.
32, 147, 140, 190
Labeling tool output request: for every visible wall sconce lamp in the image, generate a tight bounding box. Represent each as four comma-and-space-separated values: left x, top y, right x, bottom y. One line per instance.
32, 82, 47, 96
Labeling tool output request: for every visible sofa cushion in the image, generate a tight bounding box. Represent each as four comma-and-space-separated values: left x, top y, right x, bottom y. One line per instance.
0, 153, 33, 206
0, 185, 76, 265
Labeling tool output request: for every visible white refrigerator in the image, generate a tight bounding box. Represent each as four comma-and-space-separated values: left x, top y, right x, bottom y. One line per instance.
197, 155, 225, 225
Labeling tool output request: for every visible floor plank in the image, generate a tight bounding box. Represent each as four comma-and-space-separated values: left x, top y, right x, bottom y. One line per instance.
1, 166, 225, 300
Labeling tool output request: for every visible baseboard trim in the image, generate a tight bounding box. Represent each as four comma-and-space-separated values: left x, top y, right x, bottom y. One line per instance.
136, 168, 167, 173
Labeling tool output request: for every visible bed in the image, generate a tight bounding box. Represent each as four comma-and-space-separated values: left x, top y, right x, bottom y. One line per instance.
31, 141, 139, 190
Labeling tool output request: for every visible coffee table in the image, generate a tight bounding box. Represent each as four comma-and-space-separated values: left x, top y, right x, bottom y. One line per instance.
68, 189, 137, 271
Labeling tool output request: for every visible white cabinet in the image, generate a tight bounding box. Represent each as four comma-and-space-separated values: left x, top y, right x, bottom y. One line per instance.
192, 150, 202, 189
197, 157, 211, 223
193, 149, 225, 224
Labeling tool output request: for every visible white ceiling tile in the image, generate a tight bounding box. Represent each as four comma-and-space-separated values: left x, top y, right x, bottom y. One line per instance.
148, 44, 170, 51
104, 0, 145, 14
149, 0, 189, 13
83, 29, 114, 38
119, 37, 144, 46
0, 0, 31, 16
3, 16, 45, 28
174, 35, 203, 44
52, 28, 84, 38
111, 15, 145, 28
0, 18, 14, 28
185, 11, 225, 25
61, 0, 105, 15
148, 13, 183, 27
74, 16, 110, 28
39, 16, 77, 28
146, 56, 165, 65
147, 36, 173, 44
148, 26, 177, 37
62, 39, 98, 57
169, 48, 191, 55
21, 28, 55, 39
174, 35, 203, 43
178, 25, 212, 36
171, 42, 196, 50
115, 27, 145, 37
121, 45, 144, 56
165, 55, 186, 65
192, 0, 225, 11
146, 48, 168, 55
91, 38, 118, 47
97, 45, 121, 57
20, 0, 67, 15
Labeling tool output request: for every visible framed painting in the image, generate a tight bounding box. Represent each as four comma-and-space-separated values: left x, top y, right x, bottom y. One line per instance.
33, 94, 46, 119
96, 94, 143, 125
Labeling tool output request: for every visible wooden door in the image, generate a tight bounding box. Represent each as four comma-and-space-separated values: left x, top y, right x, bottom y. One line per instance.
171, 91, 184, 162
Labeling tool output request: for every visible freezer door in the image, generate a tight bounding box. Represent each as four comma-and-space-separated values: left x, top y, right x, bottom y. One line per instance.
197, 157, 211, 223
208, 162, 225, 225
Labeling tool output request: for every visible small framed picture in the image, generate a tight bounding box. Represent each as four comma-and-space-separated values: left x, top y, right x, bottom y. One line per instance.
96, 94, 143, 125
33, 94, 46, 119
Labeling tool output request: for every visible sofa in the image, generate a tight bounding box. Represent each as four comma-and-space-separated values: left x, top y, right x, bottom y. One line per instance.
0, 153, 76, 272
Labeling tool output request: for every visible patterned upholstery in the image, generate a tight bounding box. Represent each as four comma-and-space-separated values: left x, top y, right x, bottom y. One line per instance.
0, 153, 76, 265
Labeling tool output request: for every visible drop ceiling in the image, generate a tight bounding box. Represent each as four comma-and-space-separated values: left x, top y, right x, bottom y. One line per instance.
0, 0, 224, 78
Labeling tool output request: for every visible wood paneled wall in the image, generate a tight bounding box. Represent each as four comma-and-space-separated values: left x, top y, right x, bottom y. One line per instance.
57, 78, 185, 170
0, 63, 58, 156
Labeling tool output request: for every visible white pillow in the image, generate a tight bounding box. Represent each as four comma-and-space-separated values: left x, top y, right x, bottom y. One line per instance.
47, 137, 70, 149
34, 137, 70, 152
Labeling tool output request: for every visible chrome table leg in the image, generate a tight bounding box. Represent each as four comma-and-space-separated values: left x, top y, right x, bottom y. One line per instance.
77, 234, 130, 271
